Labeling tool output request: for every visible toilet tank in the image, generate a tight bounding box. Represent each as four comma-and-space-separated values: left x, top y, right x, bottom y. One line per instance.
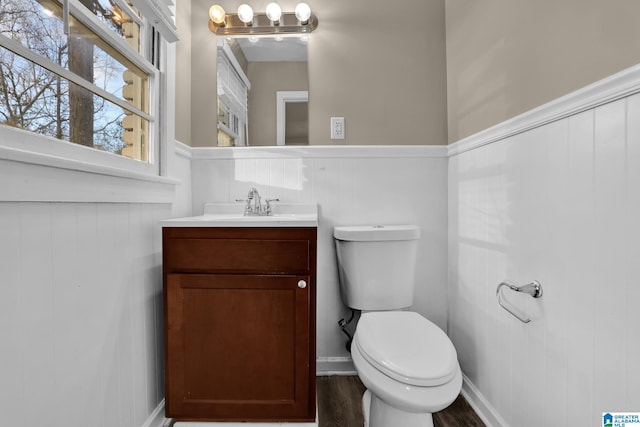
334, 225, 421, 311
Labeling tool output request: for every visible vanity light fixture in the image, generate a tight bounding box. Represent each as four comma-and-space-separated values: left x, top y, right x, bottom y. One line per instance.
208, 2, 318, 35
237, 4, 254, 25
265, 2, 282, 25
209, 4, 226, 26
294, 2, 311, 24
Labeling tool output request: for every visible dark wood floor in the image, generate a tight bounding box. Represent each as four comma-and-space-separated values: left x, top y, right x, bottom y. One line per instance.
317, 376, 486, 427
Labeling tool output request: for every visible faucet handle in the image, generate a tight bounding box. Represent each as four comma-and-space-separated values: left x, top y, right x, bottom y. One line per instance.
235, 198, 252, 215
265, 198, 280, 214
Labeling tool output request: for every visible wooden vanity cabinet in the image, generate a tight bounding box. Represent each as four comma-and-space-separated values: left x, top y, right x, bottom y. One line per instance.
162, 227, 316, 422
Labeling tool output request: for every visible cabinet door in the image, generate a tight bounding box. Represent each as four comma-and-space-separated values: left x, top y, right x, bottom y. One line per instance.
165, 273, 312, 421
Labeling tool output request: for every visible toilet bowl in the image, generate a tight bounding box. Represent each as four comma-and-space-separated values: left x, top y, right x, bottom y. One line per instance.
333, 225, 462, 427
351, 311, 462, 427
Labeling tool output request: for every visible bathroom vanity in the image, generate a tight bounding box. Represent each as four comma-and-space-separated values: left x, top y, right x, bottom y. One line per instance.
161, 204, 317, 422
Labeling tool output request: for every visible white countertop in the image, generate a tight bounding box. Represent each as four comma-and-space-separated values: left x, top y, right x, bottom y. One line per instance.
161, 203, 318, 228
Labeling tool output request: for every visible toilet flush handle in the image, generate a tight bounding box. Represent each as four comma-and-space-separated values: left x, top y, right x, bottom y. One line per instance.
297, 280, 307, 289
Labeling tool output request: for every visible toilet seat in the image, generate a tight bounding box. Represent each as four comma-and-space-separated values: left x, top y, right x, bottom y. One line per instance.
355, 311, 458, 387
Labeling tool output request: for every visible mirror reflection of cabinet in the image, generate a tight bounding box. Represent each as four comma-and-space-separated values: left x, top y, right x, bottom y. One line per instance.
217, 41, 250, 146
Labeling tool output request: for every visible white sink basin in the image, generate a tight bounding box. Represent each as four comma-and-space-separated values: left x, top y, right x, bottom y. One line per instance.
161, 203, 318, 227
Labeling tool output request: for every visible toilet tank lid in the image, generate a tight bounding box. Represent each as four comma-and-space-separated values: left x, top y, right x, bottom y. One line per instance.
333, 225, 420, 241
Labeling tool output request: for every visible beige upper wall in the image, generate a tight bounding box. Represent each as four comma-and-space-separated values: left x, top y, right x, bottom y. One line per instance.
247, 62, 308, 146
446, 0, 640, 143
308, 0, 448, 145
185, 0, 219, 147
174, 0, 191, 145
177, 0, 448, 147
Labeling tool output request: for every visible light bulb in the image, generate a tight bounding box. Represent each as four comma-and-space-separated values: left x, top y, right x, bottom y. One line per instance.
265, 2, 282, 23
295, 2, 311, 23
209, 5, 226, 25
237, 4, 254, 24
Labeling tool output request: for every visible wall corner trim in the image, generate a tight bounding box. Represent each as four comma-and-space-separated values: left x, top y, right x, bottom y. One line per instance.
316, 357, 356, 376
174, 140, 193, 159
461, 374, 509, 427
141, 399, 169, 427
448, 63, 640, 157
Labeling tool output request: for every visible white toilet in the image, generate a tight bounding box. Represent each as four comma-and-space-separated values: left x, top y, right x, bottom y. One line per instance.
334, 225, 462, 427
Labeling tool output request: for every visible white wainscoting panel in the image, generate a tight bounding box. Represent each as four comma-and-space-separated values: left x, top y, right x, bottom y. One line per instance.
448, 93, 640, 427
0, 201, 172, 427
191, 146, 449, 370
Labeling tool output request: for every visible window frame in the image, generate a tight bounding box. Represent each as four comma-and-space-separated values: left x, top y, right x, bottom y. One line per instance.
0, 0, 165, 179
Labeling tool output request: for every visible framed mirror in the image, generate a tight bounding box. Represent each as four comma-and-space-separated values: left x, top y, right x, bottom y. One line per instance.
216, 36, 309, 146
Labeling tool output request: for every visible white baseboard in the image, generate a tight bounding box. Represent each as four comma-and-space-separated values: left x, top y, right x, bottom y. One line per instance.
460, 374, 509, 427
142, 399, 170, 427
316, 357, 356, 376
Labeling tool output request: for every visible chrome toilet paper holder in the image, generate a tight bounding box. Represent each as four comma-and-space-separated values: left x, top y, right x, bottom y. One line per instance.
496, 280, 543, 323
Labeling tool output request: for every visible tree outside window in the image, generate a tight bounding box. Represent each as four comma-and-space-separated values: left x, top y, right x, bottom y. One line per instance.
0, 0, 150, 161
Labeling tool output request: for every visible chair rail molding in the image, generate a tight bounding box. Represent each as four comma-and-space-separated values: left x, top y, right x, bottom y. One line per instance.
448, 63, 640, 157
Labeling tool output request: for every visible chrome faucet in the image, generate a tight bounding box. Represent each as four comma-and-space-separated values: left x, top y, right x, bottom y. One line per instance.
248, 187, 261, 213
236, 188, 279, 216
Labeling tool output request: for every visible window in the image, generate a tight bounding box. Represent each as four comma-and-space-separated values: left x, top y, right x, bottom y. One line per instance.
0, 0, 172, 169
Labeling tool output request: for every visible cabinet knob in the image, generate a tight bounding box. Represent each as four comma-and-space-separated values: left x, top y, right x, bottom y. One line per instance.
297, 280, 307, 289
